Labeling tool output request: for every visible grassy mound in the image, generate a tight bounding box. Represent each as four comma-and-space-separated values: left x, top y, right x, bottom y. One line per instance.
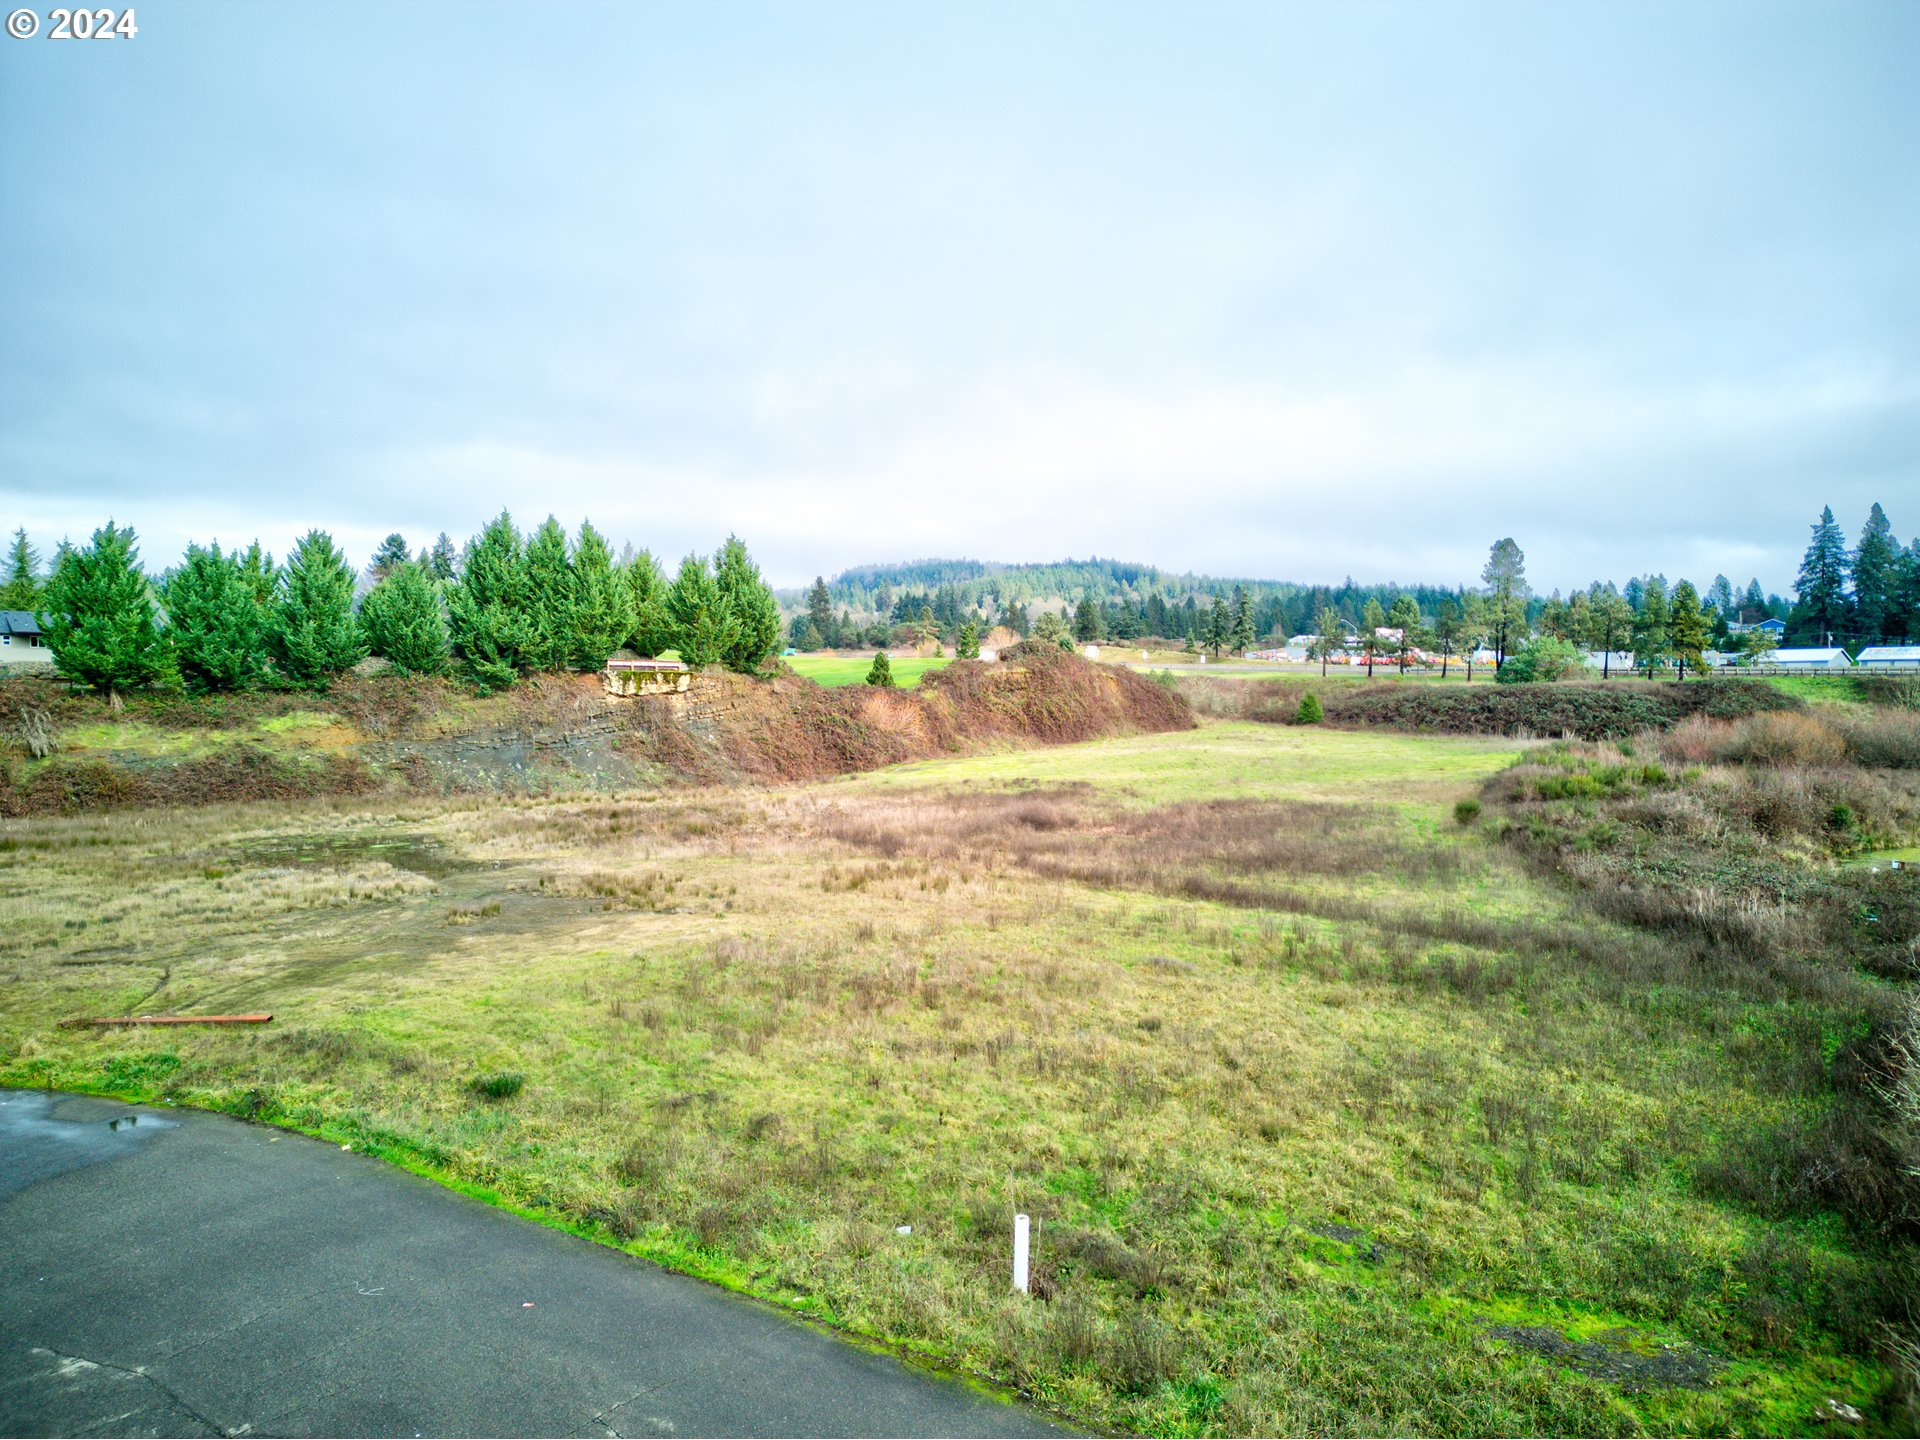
1187, 676, 1798, 739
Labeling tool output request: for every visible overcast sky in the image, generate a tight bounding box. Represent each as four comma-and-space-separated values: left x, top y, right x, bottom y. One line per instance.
3, 0, 1915, 594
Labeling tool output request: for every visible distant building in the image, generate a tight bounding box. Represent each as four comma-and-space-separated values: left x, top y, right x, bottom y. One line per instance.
0, 611, 52, 666
1856, 645, 1920, 670
1726, 617, 1787, 637
1768, 647, 1853, 670
1582, 650, 1637, 673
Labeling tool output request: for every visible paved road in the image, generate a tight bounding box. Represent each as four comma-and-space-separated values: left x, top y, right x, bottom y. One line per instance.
0, 1091, 1064, 1438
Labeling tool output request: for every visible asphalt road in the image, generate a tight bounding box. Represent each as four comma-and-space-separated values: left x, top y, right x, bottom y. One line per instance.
0, 1091, 1064, 1438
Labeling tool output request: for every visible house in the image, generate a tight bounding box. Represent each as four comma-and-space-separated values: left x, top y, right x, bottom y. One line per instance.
1582, 651, 1637, 673
0, 611, 52, 666
1768, 647, 1853, 670
1856, 645, 1920, 670
1726, 617, 1787, 637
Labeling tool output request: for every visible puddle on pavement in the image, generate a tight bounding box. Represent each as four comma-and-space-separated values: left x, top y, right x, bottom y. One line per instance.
225, 832, 484, 880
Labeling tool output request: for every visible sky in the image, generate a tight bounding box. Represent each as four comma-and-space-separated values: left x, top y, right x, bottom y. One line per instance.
3, 0, 1916, 595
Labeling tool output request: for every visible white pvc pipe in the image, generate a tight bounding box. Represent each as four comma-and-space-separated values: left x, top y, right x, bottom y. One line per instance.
1012, 1213, 1030, 1293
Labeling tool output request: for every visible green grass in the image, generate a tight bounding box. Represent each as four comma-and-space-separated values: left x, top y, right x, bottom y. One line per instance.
0, 723, 1903, 1435
841, 720, 1524, 813
786, 653, 950, 688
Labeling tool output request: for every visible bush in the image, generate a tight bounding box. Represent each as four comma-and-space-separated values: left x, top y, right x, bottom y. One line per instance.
865, 652, 895, 687
1295, 692, 1323, 725
1311, 679, 1795, 740
470, 1071, 525, 1100
1453, 797, 1481, 825
1842, 710, 1920, 769
1494, 637, 1590, 685
1721, 712, 1848, 766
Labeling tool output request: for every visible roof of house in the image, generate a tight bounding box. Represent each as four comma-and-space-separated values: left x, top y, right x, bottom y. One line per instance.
1770, 647, 1851, 665
0, 611, 44, 636
1856, 646, 1920, 663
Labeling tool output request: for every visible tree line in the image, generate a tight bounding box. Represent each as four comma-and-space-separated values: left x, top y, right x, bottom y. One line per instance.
2, 516, 780, 697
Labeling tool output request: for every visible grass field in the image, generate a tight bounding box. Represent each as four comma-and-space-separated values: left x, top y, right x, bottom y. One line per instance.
0, 722, 1901, 1435
786, 653, 951, 687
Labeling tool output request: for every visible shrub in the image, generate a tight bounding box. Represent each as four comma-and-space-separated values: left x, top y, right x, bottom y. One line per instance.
1295, 692, 1323, 725
1841, 710, 1920, 769
1310, 679, 1795, 741
1494, 637, 1590, 685
1722, 712, 1848, 767
1453, 797, 1481, 825
470, 1071, 525, 1100
865, 652, 895, 688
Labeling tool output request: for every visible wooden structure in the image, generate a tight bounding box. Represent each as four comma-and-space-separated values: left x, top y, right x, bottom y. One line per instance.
604, 659, 692, 696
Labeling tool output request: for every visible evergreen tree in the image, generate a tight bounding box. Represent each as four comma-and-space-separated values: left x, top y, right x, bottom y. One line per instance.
1850, 502, 1898, 641
1002, 599, 1030, 637
956, 619, 980, 659
423, 532, 458, 583
1579, 583, 1634, 678
623, 550, 673, 657
807, 577, 836, 648
1431, 597, 1464, 678
448, 511, 531, 691
366, 533, 412, 585
1632, 576, 1671, 675
1480, 538, 1529, 667
41, 521, 178, 696
1669, 580, 1709, 678
1311, 605, 1346, 677
1792, 504, 1850, 644
0, 528, 40, 610
866, 651, 895, 687
1707, 575, 1735, 617
1387, 593, 1422, 673
164, 542, 270, 692
520, 516, 575, 671
1360, 597, 1387, 677
665, 553, 737, 669
1073, 595, 1102, 642
789, 616, 821, 651
1204, 595, 1229, 656
272, 530, 367, 686
1228, 586, 1254, 654
359, 560, 448, 674
1890, 539, 1920, 644
239, 542, 277, 608
1739, 578, 1767, 622
713, 535, 781, 673
568, 521, 631, 671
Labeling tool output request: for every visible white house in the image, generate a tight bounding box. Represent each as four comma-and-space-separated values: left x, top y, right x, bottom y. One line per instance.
1856, 645, 1920, 670
1582, 651, 1637, 673
0, 611, 52, 666
1768, 647, 1853, 670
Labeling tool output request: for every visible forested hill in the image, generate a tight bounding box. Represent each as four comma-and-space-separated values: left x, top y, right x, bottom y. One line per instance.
776, 556, 1469, 637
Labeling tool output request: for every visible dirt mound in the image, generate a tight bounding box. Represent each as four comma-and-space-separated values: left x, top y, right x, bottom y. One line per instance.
0, 649, 1192, 812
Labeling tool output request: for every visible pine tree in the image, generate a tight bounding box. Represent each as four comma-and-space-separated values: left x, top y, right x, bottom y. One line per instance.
1073, 596, 1102, 642
713, 535, 780, 674
1358, 598, 1387, 677
1580, 583, 1634, 678
807, 577, 836, 649
1739, 578, 1767, 622
866, 651, 895, 687
665, 553, 737, 669
1312, 605, 1346, 676
1792, 505, 1850, 645
239, 542, 277, 608
1668, 580, 1708, 678
521, 516, 575, 672
447, 512, 531, 691
1707, 575, 1734, 617
423, 532, 458, 583
623, 550, 673, 657
956, 620, 980, 659
1480, 538, 1529, 667
1228, 586, 1254, 654
568, 521, 631, 671
359, 560, 448, 674
164, 542, 270, 692
1387, 593, 1421, 672
272, 530, 367, 686
1, 528, 40, 610
1891, 539, 1920, 644
1633, 576, 1671, 675
42, 521, 178, 696
1850, 502, 1898, 641
366, 533, 412, 585
1204, 596, 1229, 656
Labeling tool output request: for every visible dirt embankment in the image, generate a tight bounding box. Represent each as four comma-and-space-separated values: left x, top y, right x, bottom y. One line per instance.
0, 644, 1192, 814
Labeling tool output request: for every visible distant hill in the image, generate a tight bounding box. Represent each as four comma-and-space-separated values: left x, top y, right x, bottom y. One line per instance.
776, 556, 1470, 639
